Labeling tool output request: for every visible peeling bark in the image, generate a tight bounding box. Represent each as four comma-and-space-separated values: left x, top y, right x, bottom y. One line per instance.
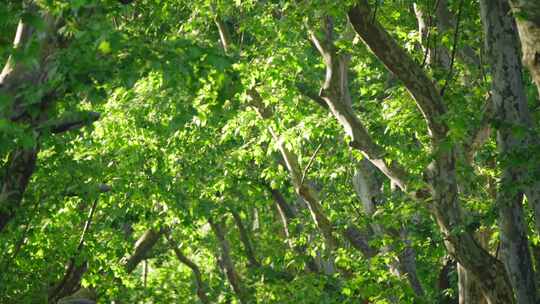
309, 15, 426, 297
458, 263, 486, 304
480, 1, 537, 303
346, 2, 515, 303
348, 4, 448, 140
509, 0, 540, 96
353, 160, 424, 296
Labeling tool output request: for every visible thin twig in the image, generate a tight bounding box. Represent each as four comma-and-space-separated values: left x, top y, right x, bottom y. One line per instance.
440, 0, 464, 97
300, 143, 323, 186
420, 0, 441, 68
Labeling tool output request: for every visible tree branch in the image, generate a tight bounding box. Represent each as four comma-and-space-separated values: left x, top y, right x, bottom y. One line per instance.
37, 111, 101, 134
348, 2, 448, 140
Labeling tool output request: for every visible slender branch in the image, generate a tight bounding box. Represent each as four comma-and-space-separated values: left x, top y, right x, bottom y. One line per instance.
49, 198, 99, 301
37, 111, 101, 134
166, 233, 211, 304
300, 143, 323, 186
440, 0, 465, 97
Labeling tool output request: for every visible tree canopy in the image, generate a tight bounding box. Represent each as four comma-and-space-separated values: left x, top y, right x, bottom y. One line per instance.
1, 0, 540, 303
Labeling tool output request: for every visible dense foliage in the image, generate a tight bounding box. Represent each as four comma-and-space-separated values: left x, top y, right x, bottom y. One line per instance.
1, 0, 540, 303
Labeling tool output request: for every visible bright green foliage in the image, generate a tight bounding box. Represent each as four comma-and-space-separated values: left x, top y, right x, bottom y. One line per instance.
1, 0, 539, 304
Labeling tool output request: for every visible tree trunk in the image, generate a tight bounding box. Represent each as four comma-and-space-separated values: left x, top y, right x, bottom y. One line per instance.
208, 218, 250, 304
458, 263, 487, 304
353, 160, 424, 296
0, 149, 38, 232
509, 0, 540, 96
480, 1, 537, 303
0, 9, 99, 232
438, 258, 458, 304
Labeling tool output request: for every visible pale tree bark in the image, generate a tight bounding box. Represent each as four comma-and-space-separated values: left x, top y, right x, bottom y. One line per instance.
507, 0, 540, 247
457, 230, 491, 304
248, 90, 375, 265
265, 185, 320, 273
353, 160, 424, 296
309, 15, 426, 297
345, 2, 515, 303
57, 288, 97, 304
480, 1, 537, 303
212, 16, 341, 274
413, 3, 493, 301
208, 218, 251, 304
167, 234, 211, 304
413, 3, 451, 69
458, 263, 486, 304
508, 0, 540, 96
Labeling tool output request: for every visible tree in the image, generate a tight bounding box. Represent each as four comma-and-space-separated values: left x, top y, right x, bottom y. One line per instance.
1, 1, 539, 303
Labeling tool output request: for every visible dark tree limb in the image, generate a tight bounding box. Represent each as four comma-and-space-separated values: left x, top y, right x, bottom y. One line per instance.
123, 228, 165, 274
231, 209, 260, 269
167, 234, 211, 304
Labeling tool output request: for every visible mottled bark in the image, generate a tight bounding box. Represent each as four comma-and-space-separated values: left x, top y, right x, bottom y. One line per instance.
246, 89, 340, 256
481, 1, 537, 303
308, 23, 416, 197
167, 235, 211, 304
458, 230, 492, 304
309, 16, 425, 297
343, 226, 376, 258
273, 135, 340, 253
208, 218, 250, 304
509, 0, 540, 96
353, 160, 424, 296
231, 209, 260, 268
0, 9, 99, 232
347, 2, 515, 303
458, 263, 487, 304
348, 4, 447, 140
